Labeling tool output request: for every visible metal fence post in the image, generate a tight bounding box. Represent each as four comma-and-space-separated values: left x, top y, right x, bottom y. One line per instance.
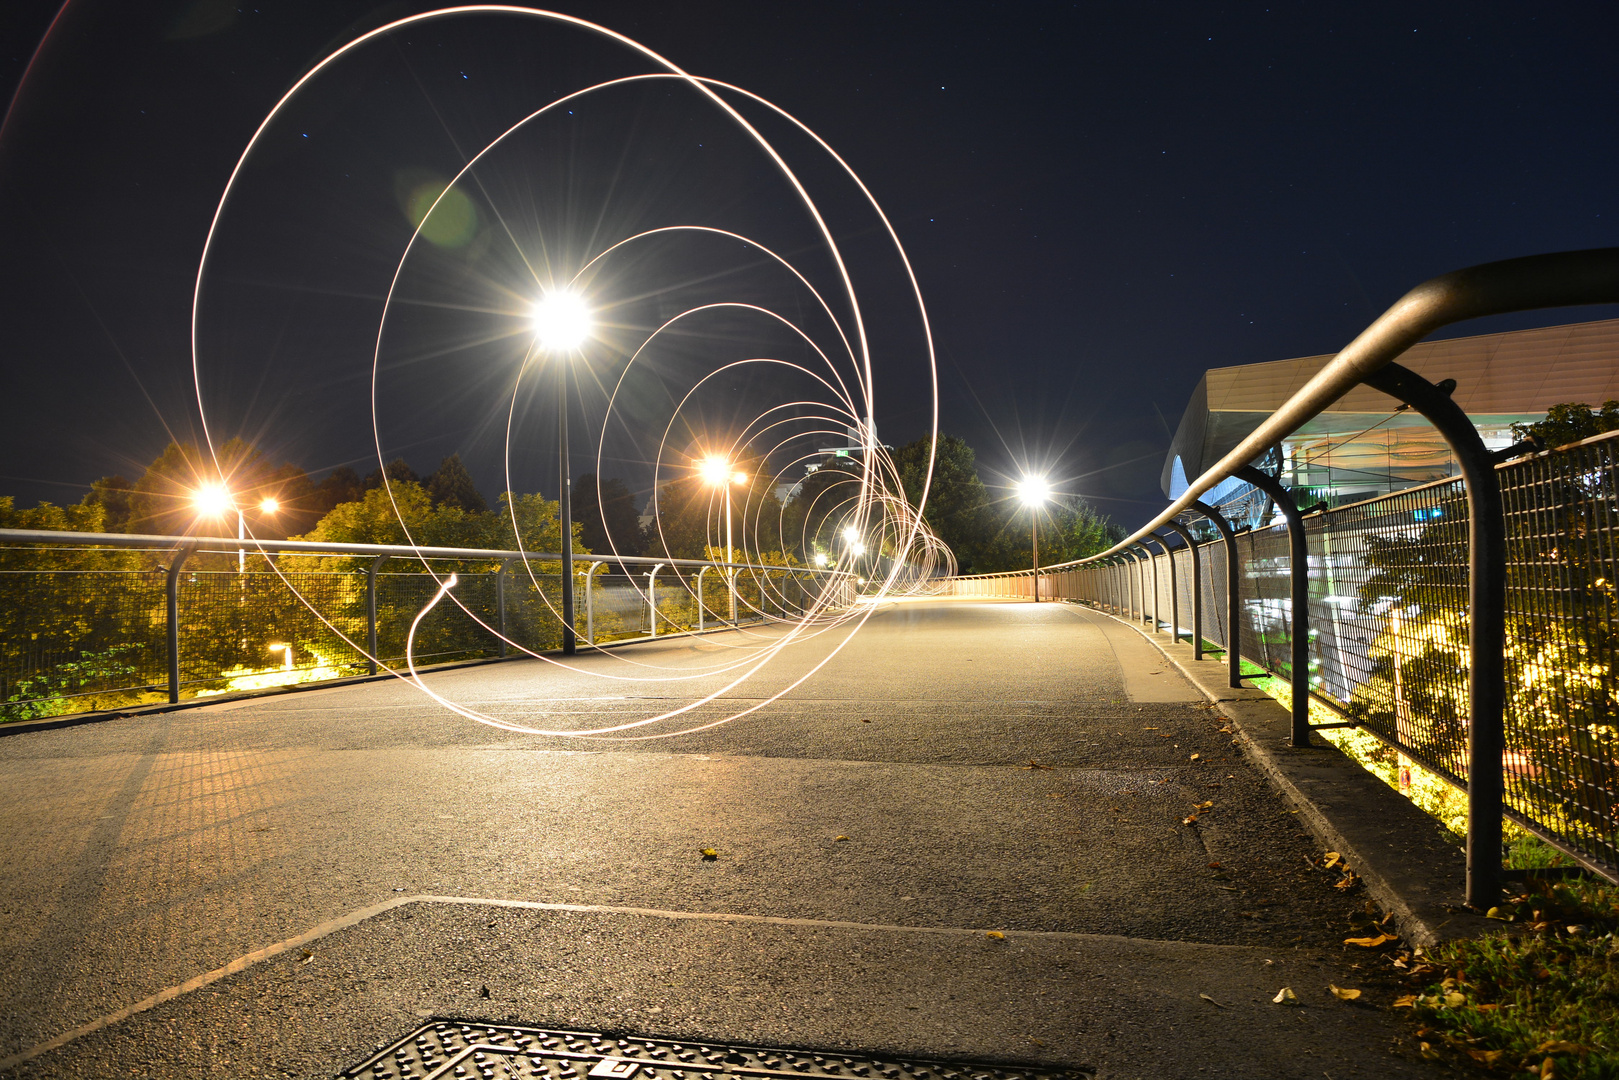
1164, 520, 1203, 659
1191, 500, 1243, 689
647, 564, 663, 636
1363, 361, 1511, 907
495, 559, 509, 658
366, 555, 386, 675
697, 565, 710, 632
1143, 538, 1163, 632
165, 544, 194, 703
1236, 467, 1311, 747
585, 561, 603, 646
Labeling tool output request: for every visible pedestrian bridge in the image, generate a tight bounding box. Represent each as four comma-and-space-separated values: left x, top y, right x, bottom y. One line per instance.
0, 597, 1447, 1079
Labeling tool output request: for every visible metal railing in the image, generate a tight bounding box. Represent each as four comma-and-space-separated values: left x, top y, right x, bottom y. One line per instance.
943, 248, 1619, 902
0, 529, 850, 718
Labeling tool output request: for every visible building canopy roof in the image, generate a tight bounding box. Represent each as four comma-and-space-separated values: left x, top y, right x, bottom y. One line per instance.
1162, 317, 1619, 497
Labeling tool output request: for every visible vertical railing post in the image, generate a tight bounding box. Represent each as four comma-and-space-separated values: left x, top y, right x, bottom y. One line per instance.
647, 564, 664, 637
495, 559, 509, 658
1191, 500, 1243, 689
367, 555, 386, 675
165, 544, 194, 703
1236, 467, 1311, 747
1362, 362, 1511, 907
697, 565, 710, 632
1146, 538, 1163, 632
584, 561, 603, 646
1164, 520, 1203, 660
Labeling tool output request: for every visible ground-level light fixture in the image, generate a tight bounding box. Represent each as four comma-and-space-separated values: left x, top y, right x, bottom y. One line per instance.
269, 642, 293, 670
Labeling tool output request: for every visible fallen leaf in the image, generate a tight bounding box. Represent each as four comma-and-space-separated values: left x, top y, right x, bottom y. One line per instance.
1023, 760, 1054, 770
1344, 933, 1396, 947
1467, 1049, 1506, 1065
1443, 991, 1465, 1008
1322, 851, 1342, 869
834, 835, 850, 842
986, 931, 1005, 940
1333, 872, 1361, 891
1189, 753, 1201, 761
1207, 862, 1222, 869
700, 848, 718, 861
1535, 1041, 1592, 1056
1195, 800, 1214, 809
1392, 995, 1418, 1008
1183, 813, 1200, 825
1330, 985, 1361, 1001
1143, 726, 1159, 731
1273, 987, 1297, 1005
1198, 993, 1226, 1008
1485, 906, 1506, 919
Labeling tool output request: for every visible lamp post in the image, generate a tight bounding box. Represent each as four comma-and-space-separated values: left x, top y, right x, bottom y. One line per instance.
697, 456, 748, 623
532, 290, 592, 655
1015, 475, 1051, 602
192, 484, 279, 572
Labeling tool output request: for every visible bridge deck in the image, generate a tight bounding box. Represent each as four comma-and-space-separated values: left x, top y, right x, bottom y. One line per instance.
0, 598, 1442, 1077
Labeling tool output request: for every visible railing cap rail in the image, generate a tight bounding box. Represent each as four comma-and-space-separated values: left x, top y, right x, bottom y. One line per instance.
0, 528, 839, 574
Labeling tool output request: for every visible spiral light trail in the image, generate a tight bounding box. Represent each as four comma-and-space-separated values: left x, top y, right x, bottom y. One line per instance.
191, 7, 954, 739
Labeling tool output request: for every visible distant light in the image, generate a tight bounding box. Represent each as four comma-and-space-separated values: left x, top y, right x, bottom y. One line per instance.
813, 552, 828, 567
259, 497, 280, 515
531, 290, 592, 351
1015, 475, 1052, 506
192, 484, 231, 517
850, 541, 867, 556
841, 525, 859, 543
698, 456, 731, 487
731, 471, 748, 486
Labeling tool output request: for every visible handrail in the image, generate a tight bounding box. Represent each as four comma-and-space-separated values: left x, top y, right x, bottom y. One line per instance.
949, 247, 1619, 577
0, 528, 841, 576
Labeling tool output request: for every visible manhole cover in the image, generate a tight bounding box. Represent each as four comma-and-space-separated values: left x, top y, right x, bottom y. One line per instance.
339, 1022, 1089, 1080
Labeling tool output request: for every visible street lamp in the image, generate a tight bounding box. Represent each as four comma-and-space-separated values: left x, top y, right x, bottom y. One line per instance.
697, 455, 748, 623
192, 485, 279, 572
1015, 475, 1051, 602
532, 289, 593, 655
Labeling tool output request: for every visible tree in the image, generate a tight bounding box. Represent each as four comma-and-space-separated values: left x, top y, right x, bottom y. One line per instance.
645, 456, 783, 561
120, 439, 311, 537
573, 474, 644, 556
309, 466, 364, 519
1511, 400, 1619, 449
363, 458, 420, 492
781, 461, 865, 563
425, 454, 488, 513
82, 475, 134, 532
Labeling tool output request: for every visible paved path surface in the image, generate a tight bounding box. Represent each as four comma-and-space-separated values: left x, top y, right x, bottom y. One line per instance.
0, 599, 1443, 1078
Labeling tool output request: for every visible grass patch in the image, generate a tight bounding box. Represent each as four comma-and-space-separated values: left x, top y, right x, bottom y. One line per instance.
1403, 876, 1619, 1076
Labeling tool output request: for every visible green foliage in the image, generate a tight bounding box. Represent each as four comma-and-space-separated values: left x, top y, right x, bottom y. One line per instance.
1410, 877, 1619, 1077
1512, 400, 1619, 450
574, 474, 645, 556
424, 454, 488, 513
645, 457, 783, 561
2, 644, 147, 720
888, 434, 1121, 573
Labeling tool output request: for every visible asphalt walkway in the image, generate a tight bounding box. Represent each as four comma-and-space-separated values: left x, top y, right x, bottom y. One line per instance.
0, 598, 1445, 1078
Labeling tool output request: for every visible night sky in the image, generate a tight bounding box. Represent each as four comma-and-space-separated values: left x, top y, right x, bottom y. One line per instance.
1, 1, 1615, 528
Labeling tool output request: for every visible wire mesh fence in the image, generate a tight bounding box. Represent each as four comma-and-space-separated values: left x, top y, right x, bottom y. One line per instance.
0, 540, 832, 722
945, 430, 1619, 880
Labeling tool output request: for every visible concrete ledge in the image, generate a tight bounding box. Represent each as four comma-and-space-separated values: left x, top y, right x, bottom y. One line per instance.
1083, 605, 1495, 949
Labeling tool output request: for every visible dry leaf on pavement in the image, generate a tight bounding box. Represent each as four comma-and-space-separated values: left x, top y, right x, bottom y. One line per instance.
1273, 987, 1298, 1005
1198, 993, 1226, 1008
1344, 933, 1397, 947
1329, 985, 1361, 1000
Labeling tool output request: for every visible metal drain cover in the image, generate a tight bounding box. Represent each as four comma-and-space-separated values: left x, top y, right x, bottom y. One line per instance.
339, 1022, 1089, 1080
